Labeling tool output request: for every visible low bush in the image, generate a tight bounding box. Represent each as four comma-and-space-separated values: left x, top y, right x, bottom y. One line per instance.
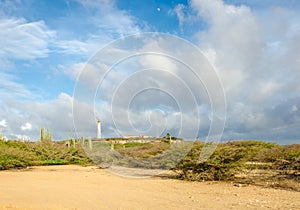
174, 140, 300, 183
0, 139, 91, 170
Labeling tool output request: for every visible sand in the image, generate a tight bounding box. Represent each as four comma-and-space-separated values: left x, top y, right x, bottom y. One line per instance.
0, 165, 299, 210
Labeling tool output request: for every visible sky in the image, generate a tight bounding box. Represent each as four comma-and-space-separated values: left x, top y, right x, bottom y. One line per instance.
0, 0, 299, 144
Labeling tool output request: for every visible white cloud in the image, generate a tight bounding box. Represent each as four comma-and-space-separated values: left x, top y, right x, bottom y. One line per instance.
21, 122, 32, 131
0, 119, 7, 127
0, 72, 35, 100
192, 0, 263, 71
174, 4, 186, 31
76, 0, 140, 36
55, 40, 90, 55
0, 0, 146, 141
187, 0, 300, 142
0, 92, 76, 140
54, 34, 113, 57
0, 18, 55, 60
72, 34, 223, 139
57, 62, 85, 81
0, 0, 142, 60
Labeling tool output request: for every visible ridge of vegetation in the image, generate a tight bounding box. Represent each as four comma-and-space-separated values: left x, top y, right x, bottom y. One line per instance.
0, 139, 299, 191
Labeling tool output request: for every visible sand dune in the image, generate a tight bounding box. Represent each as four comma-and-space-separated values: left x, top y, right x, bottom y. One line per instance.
0, 165, 299, 210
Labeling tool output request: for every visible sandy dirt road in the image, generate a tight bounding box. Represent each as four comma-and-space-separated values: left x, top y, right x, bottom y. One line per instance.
0, 165, 299, 210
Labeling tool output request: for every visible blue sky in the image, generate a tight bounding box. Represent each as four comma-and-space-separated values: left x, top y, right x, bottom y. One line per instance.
0, 0, 300, 144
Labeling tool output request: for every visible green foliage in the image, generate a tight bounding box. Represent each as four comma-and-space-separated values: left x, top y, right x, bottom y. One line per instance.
0, 147, 39, 169
163, 133, 180, 140
1, 138, 299, 190
42, 159, 68, 165
175, 141, 242, 181
258, 144, 300, 162
117, 142, 170, 158
0, 139, 91, 170
99, 141, 193, 170
174, 140, 300, 182
113, 142, 147, 149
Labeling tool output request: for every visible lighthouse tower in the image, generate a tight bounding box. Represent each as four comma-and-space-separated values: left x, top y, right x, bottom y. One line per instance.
97, 119, 101, 139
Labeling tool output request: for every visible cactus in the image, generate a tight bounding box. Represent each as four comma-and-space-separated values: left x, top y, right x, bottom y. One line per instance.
40, 127, 53, 142
72, 139, 75, 148
45, 128, 52, 141
88, 136, 92, 149
66, 139, 70, 147
68, 130, 75, 147
81, 136, 85, 146
40, 127, 44, 141
46, 129, 52, 142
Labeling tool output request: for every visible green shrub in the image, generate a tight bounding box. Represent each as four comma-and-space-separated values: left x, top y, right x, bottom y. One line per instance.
0, 139, 92, 170
42, 159, 68, 165
174, 140, 300, 182
0, 147, 40, 169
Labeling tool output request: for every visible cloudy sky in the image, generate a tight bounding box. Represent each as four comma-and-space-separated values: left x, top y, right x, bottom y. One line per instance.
0, 0, 299, 144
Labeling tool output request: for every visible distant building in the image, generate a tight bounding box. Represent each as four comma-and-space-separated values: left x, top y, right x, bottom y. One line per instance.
123, 134, 152, 139
123, 134, 139, 139
139, 135, 152, 139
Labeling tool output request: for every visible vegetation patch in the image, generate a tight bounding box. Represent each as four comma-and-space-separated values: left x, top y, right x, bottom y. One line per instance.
0, 139, 92, 170
173, 140, 299, 191
0, 138, 299, 191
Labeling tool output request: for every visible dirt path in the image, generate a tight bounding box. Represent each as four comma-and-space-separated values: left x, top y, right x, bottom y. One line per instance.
0, 165, 299, 210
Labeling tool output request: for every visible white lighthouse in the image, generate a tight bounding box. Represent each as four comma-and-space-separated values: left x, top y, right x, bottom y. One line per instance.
97, 119, 101, 139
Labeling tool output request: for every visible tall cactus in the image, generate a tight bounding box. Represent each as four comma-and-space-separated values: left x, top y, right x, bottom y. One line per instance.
45, 129, 51, 141
72, 138, 76, 147
81, 136, 85, 146
88, 136, 92, 149
40, 127, 53, 142
69, 130, 76, 148
40, 127, 45, 141
66, 139, 71, 147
